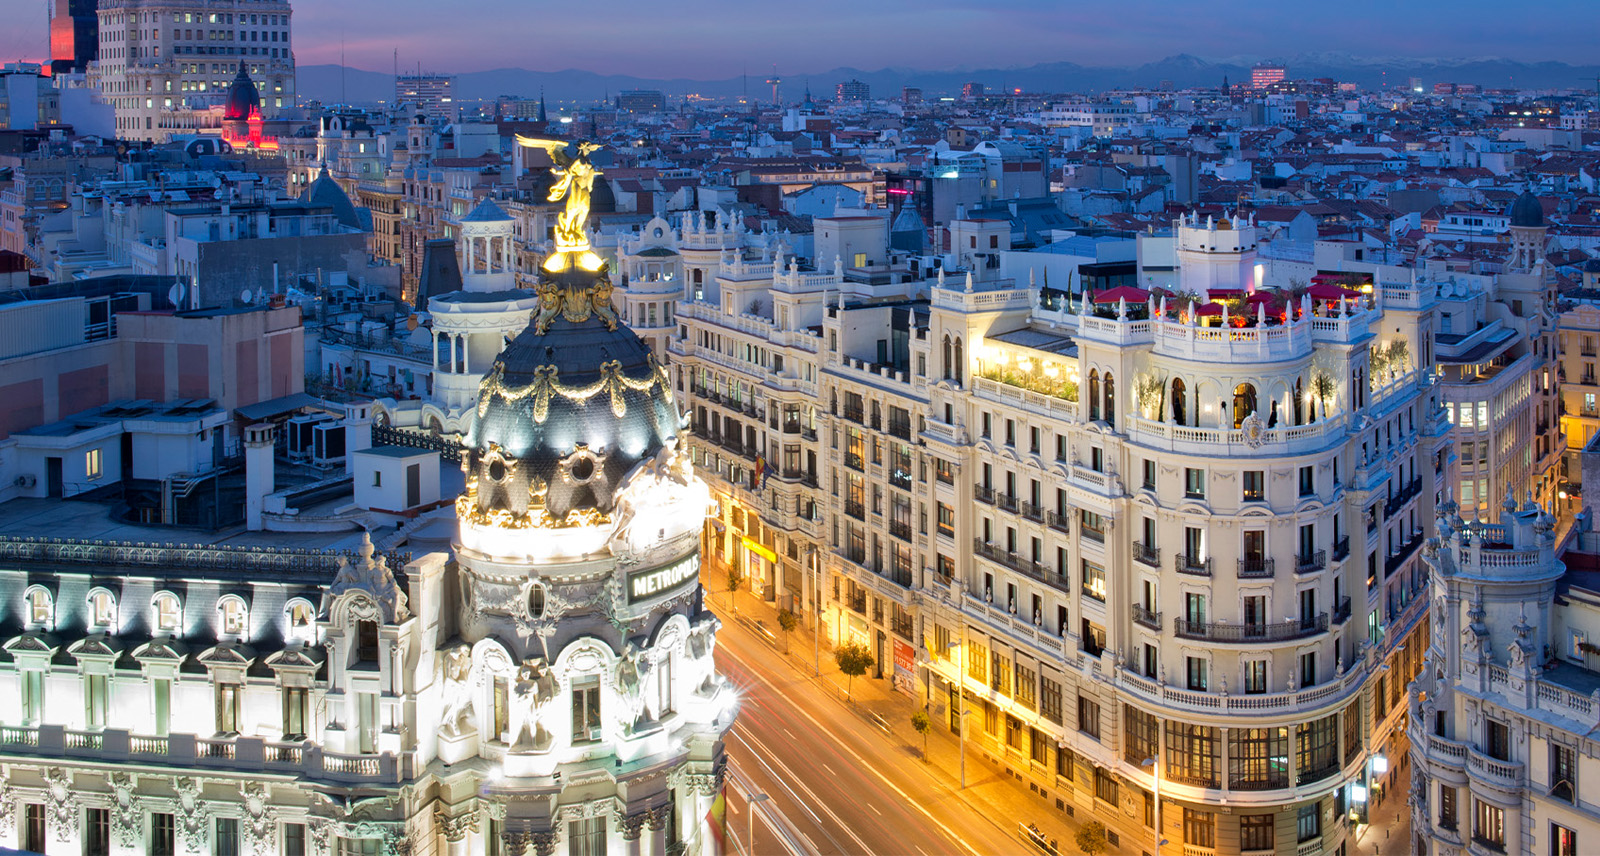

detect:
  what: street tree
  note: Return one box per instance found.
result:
[910,709,931,761]
[776,608,798,653]
[1074,821,1109,856]
[834,641,874,699]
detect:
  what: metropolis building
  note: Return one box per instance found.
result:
[0,140,731,856]
[666,212,1441,854]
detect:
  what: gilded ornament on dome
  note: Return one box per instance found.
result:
[476,358,672,423]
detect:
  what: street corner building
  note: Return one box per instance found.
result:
[0,148,735,855]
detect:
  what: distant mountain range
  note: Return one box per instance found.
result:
[296,53,1600,106]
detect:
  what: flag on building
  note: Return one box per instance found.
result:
[752,455,766,490]
[705,785,727,854]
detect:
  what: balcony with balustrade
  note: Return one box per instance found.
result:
[1173,613,1329,643]
[1175,553,1213,577]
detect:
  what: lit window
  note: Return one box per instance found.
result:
[286,600,315,643]
[86,448,103,480]
[153,593,181,632]
[220,598,247,636]
[88,590,116,629]
[26,589,51,627]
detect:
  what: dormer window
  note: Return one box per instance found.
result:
[219,597,248,637]
[88,590,116,631]
[285,600,315,644]
[154,593,181,633]
[25,588,52,628]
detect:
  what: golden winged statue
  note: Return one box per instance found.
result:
[516,136,605,273]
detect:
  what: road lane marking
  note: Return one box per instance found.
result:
[732,727,871,854]
[784,728,797,740]
[868,804,882,816]
[822,763,836,776]
[721,637,984,856]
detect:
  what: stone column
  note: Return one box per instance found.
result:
[460,333,470,375]
[621,813,647,856]
[646,805,671,856]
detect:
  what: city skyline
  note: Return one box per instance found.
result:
[286,0,1597,78]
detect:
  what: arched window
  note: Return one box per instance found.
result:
[1293,378,1305,425]
[941,335,952,380]
[86,588,117,631]
[1171,378,1187,425]
[217,595,248,638]
[952,338,965,386]
[23,586,52,629]
[1103,372,1116,423]
[1233,383,1258,429]
[152,592,182,634]
[1088,370,1101,421]
[284,598,316,644]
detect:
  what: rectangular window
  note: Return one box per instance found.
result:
[967,640,988,684]
[21,670,43,724]
[1142,459,1155,490]
[1185,656,1207,691]
[152,813,177,856]
[1299,464,1315,496]
[1296,715,1339,785]
[1438,785,1457,830]
[283,686,308,739]
[1242,470,1264,500]
[1015,663,1036,710]
[1474,799,1504,850]
[1123,705,1160,765]
[23,804,44,852]
[86,807,110,856]
[1243,660,1267,693]
[1183,808,1215,849]
[86,448,103,480]
[283,822,306,856]
[1552,823,1578,856]
[1485,719,1510,761]
[1081,560,1106,601]
[1297,803,1321,843]
[1057,745,1076,781]
[1184,467,1205,498]
[568,816,606,856]
[1230,727,1289,790]
[216,817,241,856]
[216,682,242,734]
[1166,723,1219,787]
[1040,677,1062,725]
[1094,766,1117,803]
[1077,695,1101,740]
[1551,743,1576,801]
[1240,814,1274,850]
[572,676,602,742]
[85,673,108,730]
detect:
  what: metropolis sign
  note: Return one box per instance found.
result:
[627,554,701,603]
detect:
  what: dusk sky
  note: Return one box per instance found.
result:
[0,0,1593,76]
[281,0,1593,77]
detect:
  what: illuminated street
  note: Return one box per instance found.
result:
[710,594,1076,856]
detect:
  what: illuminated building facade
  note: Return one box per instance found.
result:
[395,75,455,123]
[673,211,1442,854]
[1409,497,1582,856]
[0,139,732,856]
[1251,64,1288,89]
[88,0,295,142]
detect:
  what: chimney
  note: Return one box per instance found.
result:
[244,423,276,530]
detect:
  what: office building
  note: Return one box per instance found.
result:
[87,0,295,141]
[836,79,870,102]
[394,74,454,121]
[49,0,100,75]
[1252,65,1287,89]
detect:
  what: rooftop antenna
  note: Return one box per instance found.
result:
[340,30,346,105]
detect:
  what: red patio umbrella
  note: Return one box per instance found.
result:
[1195,302,1225,316]
[1092,285,1152,302]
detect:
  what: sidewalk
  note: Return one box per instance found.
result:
[712,586,1090,855]
[1351,752,1415,856]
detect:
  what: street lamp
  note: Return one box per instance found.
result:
[746,792,770,856]
[948,637,970,788]
[1141,755,1168,856]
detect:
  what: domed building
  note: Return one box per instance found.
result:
[220,63,279,151]
[438,140,734,850]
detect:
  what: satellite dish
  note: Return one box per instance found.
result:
[166,282,187,309]
[240,289,253,304]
